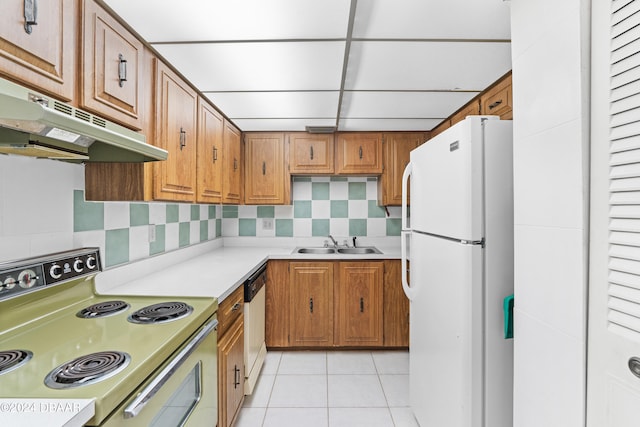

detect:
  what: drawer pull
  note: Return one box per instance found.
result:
[24,0,37,34]
[309,297,313,313]
[231,302,241,311]
[358,146,363,159]
[488,100,503,110]
[360,297,364,313]
[262,161,266,175]
[118,54,128,87]
[310,145,314,160]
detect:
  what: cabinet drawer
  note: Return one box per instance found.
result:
[218,286,244,337]
[481,75,512,119]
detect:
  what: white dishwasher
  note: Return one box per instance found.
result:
[243,262,267,395]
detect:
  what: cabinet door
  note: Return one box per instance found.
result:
[197,98,224,203]
[218,317,245,427]
[450,98,481,126]
[288,133,334,174]
[383,260,409,347]
[290,262,334,346]
[154,60,197,201]
[0,0,76,101]
[481,73,512,119]
[222,120,242,204]
[244,133,290,205]
[335,262,384,346]
[266,260,290,348]
[81,0,143,129]
[336,133,383,175]
[378,133,425,206]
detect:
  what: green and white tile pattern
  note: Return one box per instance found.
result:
[74,190,222,268]
[222,177,403,239]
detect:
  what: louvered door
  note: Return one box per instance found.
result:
[588,1,640,425]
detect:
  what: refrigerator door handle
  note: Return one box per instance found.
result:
[401,162,417,300]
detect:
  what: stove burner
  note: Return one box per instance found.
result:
[0,350,33,375]
[44,351,130,389]
[76,300,130,319]
[128,301,193,324]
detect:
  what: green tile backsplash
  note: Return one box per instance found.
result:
[221,177,403,238]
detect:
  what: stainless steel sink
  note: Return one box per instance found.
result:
[336,247,382,254]
[295,247,336,254]
[293,246,382,255]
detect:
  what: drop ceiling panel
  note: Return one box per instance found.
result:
[153,42,346,91]
[103,0,351,41]
[339,118,442,131]
[345,41,511,91]
[232,118,337,132]
[340,91,479,119]
[353,0,511,39]
[204,91,339,118]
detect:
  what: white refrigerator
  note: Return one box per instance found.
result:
[401,116,514,427]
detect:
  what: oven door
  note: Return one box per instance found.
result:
[101,317,218,427]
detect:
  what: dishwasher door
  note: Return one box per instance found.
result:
[243,266,267,395]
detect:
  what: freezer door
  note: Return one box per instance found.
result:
[409,231,484,427]
[409,117,487,240]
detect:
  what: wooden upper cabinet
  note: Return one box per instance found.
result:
[196,98,224,203]
[430,119,451,138]
[244,133,290,205]
[290,262,334,347]
[0,0,77,101]
[335,262,384,346]
[481,72,512,119]
[288,133,334,174]
[378,132,426,206]
[335,133,383,175]
[222,120,242,204]
[154,60,198,202]
[450,98,481,127]
[81,0,143,129]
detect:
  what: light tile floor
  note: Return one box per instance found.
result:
[235,350,420,427]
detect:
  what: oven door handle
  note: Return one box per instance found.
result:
[123,318,218,419]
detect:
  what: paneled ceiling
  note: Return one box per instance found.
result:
[102,0,512,132]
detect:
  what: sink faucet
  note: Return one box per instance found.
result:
[328,235,338,248]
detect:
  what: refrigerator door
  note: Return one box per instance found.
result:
[410,231,484,427]
[409,117,488,241]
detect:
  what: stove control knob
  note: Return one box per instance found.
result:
[86,256,97,270]
[50,264,63,279]
[73,259,84,273]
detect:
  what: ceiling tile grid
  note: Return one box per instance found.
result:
[104,0,512,132]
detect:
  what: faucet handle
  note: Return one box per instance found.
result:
[352,236,357,247]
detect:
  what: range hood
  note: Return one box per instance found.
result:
[0,77,167,162]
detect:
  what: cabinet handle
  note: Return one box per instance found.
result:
[233,365,240,388]
[488,100,503,110]
[359,146,363,159]
[179,128,186,151]
[262,161,266,175]
[309,298,313,313]
[233,158,238,170]
[360,297,364,313]
[213,146,218,162]
[118,54,128,87]
[310,145,314,160]
[24,0,37,34]
[231,302,240,311]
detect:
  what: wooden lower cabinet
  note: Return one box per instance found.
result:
[383,260,410,347]
[335,262,383,346]
[217,286,245,427]
[289,262,334,346]
[266,260,408,349]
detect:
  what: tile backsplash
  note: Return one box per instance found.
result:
[222,177,403,240]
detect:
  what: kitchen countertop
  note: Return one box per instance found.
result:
[97,239,402,301]
[0,399,94,427]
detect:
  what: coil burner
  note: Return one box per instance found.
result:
[44,351,131,389]
[76,300,130,319]
[127,301,193,324]
[0,350,33,375]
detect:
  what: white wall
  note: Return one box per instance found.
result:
[510,0,590,426]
